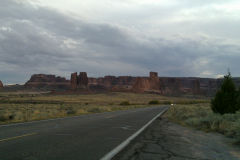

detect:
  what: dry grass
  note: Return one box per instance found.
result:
[0,92,208,105]
[0,92,209,124]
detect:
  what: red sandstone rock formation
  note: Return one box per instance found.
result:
[159,78,182,95]
[192,79,201,94]
[88,76,136,91]
[132,72,160,93]
[88,78,98,85]
[25,74,70,90]
[102,76,117,88]
[149,72,160,90]
[24,72,226,96]
[132,77,151,92]
[118,76,136,85]
[78,72,88,89]
[71,72,78,90]
[0,80,3,88]
[70,72,89,90]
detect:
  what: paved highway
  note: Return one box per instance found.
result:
[0,106,168,160]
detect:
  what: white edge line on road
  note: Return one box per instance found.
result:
[99,106,169,160]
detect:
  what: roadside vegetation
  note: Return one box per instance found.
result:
[148,100,160,105]
[166,73,240,144]
[211,72,240,114]
[0,92,208,124]
[165,104,240,144]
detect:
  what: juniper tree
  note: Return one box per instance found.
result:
[211,72,239,114]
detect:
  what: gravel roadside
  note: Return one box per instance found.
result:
[114,117,240,160]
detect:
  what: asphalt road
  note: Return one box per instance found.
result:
[0,106,168,160]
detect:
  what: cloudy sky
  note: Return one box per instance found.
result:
[0,0,240,84]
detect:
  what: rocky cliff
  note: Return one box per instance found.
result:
[70,72,88,90]
[78,72,88,89]
[25,74,70,90]
[88,76,136,91]
[70,72,78,90]
[24,72,240,96]
[132,77,151,92]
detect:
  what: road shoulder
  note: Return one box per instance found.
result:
[114,117,240,160]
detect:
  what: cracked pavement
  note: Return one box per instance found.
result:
[114,117,240,160]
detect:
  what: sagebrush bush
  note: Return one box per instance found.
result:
[120,101,130,105]
[0,115,8,122]
[148,100,160,105]
[66,109,76,115]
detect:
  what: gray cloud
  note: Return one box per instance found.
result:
[0,0,240,84]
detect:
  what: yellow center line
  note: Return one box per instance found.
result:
[0,132,37,143]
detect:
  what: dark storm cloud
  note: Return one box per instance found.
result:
[0,0,240,84]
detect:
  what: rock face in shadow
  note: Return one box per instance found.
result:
[88,76,136,92]
[159,77,206,95]
[25,74,70,90]
[159,78,182,95]
[71,72,78,90]
[0,80,3,88]
[70,72,89,90]
[149,72,160,90]
[192,79,201,94]
[78,72,88,89]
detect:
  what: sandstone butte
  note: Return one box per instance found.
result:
[23,71,227,96]
[25,74,70,90]
[71,72,88,90]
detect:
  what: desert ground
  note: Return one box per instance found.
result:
[0,92,208,125]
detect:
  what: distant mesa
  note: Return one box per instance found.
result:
[0,80,3,88]
[21,71,240,96]
[25,74,70,90]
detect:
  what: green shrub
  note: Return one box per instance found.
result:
[0,115,8,122]
[148,100,160,105]
[120,101,130,105]
[211,72,240,114]
[8,114,15,120]
[0,113,15,121]
[66,110,76,115]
